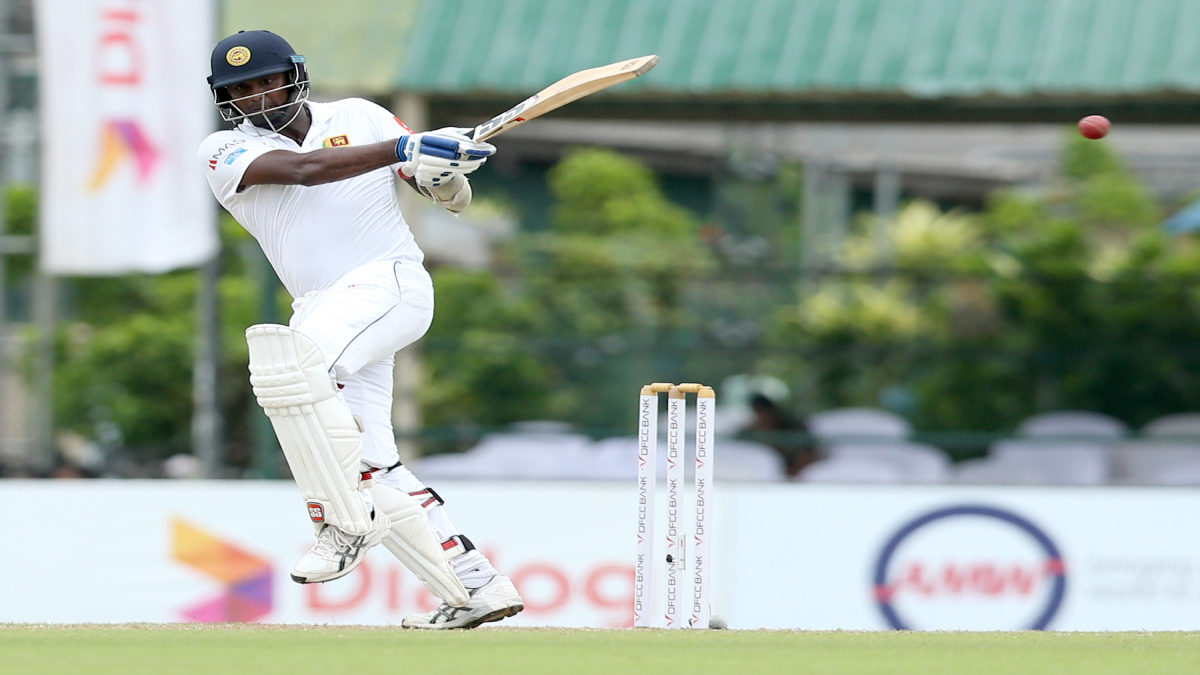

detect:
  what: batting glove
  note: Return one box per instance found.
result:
[395,127,495,180]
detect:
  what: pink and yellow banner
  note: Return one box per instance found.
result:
[37,0,217,274]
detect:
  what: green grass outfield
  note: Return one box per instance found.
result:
[3,625,1199,675]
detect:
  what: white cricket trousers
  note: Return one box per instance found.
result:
[287,257,460,540]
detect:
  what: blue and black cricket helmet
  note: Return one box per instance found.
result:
[208,30,309,122]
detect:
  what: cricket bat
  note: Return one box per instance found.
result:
[469,55,659,142]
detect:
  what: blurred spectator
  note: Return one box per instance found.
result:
[57,432,105,474]
[50,460,92,479]
[162,453,203,479]
[49,432,104,478]
[738,394,814,477]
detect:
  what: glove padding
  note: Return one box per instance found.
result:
[396,127,494,182]
[423,173,472,213]
[413,155,487,189]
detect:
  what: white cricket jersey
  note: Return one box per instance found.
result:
[197,98,422,297]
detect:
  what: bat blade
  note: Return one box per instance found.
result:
[471,55,659,142]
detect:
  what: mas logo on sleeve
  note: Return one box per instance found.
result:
[208,139,246,170]
[873,505,1067,631]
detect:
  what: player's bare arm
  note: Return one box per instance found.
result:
[238,131,492,214]
[239,141,404,189]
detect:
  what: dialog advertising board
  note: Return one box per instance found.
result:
[5,481,1200,630]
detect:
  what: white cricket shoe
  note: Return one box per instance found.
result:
[401,574,524,630]
[290,511,390,584]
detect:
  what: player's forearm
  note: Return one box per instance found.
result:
[288,142,400,186]
[241,141,400,188]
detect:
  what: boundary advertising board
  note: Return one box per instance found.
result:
[5,481,1200,629]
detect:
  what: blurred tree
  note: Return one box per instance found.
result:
[421,148,716,439]
[51,213,259,473]
[767,131,1200,440]
[700,160,803,384]
[517,148,713,428]
[45,148,716,465]
[770,200,977,413]
[421,266,551,434]
[2,185,37,328]
[534,147,710,334]
[43,131,1200,466]
[55,274,198,460]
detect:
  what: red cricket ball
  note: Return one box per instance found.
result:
[1078,115,1111,140]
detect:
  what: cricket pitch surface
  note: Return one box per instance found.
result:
[3,624,1198,674]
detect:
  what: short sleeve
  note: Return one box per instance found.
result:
[197,132,278,205]
[342,98,413,177]
[344,98,413,143]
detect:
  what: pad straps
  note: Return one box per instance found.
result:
[361,459,405,488]
[408,487,445,512]
[441,534,475,559]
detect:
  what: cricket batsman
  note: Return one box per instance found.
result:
[198,30,523,629]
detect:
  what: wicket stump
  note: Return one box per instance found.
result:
[635,382,715,629]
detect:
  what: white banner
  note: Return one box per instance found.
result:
[5,480,1200,629]
[36,0,217,274]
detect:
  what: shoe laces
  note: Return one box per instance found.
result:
[311,525,353,559]
[432,581,485,615]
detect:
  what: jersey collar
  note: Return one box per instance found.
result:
[235,101,331,147]
[302,101,333,144]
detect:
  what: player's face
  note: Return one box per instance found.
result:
[226,72,291,116]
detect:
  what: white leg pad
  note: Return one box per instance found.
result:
[247,324,373,536]
[369,484,471,607]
